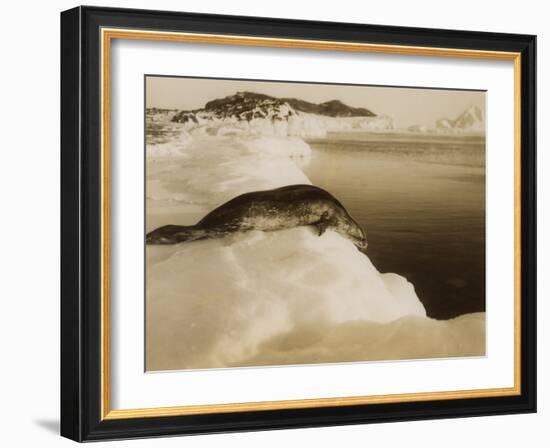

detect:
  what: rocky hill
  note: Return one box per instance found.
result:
[172,91,375,123]
[167,91,391,138]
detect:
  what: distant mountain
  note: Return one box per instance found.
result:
[166,91,391,138]
[436,105,485,133]
[282,98,376,118]
[172,91,376,124]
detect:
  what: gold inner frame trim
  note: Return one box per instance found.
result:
[100,27,522,420]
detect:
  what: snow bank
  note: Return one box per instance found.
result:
[146,127,311,161]
[146,130,193,158]
[237,312,485,368]
[146,136,311,232]
[147,228,432,370]
[241,136,312,158]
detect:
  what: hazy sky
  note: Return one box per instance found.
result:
[146,76,485,128]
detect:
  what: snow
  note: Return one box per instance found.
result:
[146,130,485,371]
[237,312,486,368]
[453,105,484,132]
[147,228,431,370]
[407,124,430,133]
[435,105,485,134]
[241,136,312,158]
[146,130,193,158]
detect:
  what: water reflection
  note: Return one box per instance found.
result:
[303,132,485,319]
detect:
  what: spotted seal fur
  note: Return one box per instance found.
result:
[146,184,367,251]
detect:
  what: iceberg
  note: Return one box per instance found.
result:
[147,227,430,370]
[435,105,485,134]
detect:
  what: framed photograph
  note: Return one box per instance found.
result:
[60,6,536,442]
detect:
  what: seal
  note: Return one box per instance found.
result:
[146,184,367,251]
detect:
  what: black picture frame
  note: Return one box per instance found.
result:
[61,5,536,442]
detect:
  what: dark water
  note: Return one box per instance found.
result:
[303,132,485,320]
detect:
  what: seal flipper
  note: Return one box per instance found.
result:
[316,212,330,236]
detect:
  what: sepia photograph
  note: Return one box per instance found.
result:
[57,5,537,442]
[144,76,486,372]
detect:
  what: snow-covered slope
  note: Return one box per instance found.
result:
[170,91,393,138]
